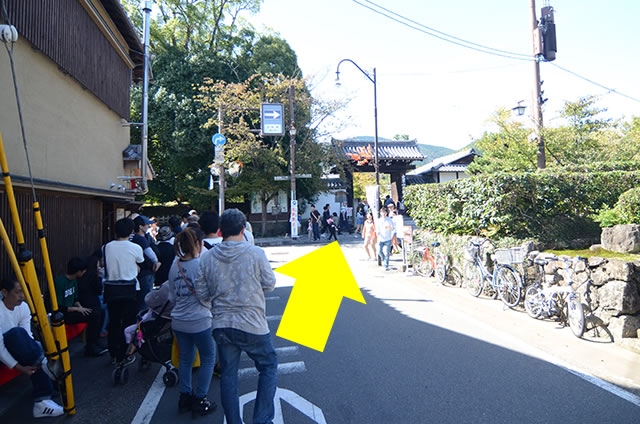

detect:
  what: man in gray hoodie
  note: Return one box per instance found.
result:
[195,209,277,424]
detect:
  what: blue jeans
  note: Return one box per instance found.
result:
[213,328,278,424]
[3,327,53,400]
[379,240,392,269]
[312,222,320,240]
[174,327,216,399]
[137,273,155,312]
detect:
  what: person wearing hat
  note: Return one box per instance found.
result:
[155,225,175,287]
[131,215,161,311]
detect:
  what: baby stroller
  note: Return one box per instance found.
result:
[112,283,178,387]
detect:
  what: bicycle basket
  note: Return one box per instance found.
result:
[464,245,479,261]
[493,247,526,265]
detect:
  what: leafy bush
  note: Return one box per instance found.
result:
[404,171,640,242]
[596,187,640,227]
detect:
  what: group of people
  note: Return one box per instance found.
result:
[1,208,278,423]
[360,198,404,271]
[307,202,357,241]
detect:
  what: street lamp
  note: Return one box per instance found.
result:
[335,59,380,186]
[512,100,527,116]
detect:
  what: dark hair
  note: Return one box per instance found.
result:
[67,257,88,274]
[133,216,146,232]
[219,209,246,238]
[186,222,200,230]
[174,227,203,258]
[168,216,181,228]
[181,213,189,219]
[199,211,219,235]
[1,277,18,292]
[115,218,135,238]
[332,212,338,217]
[311,204,316,208]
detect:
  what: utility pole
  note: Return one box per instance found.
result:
[530,0,546,169]
[288,85,298,239]
[218,108,225,213]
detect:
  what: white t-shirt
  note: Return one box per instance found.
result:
[376,217,395,242]
[0,300,31,368]
[104,240,144,281]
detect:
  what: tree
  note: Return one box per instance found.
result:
[196,74,333,235]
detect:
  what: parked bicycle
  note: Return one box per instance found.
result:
[463,239,524,308]
[524,255,590,338]
[411,241,448,285]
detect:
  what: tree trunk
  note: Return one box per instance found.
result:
[261,198,268,237]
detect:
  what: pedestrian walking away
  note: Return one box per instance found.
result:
[195,208,278,424]
[167,227,217,418]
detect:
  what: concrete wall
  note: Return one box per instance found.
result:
[0,38,131,193]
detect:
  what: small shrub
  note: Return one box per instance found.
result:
[617,187,640,224]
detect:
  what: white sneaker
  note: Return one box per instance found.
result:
[33,399,64,418]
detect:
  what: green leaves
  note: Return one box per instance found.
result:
[404,171,640,242]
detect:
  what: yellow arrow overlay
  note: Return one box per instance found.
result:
[275,241,366,352]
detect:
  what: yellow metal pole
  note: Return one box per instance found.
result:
[0,217,36,312]
[0,130,76,414]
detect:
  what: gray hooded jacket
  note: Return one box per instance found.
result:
[195,241,276,335]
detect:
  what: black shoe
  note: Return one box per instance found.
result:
[85,344,108,357]
[178,393,192,414]
[192,396,216,418]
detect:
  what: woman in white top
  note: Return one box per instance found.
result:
[362,213,377,260]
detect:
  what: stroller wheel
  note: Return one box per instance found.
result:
[112,368,122,386]
[119,367,129,385]
[163,368,178,387]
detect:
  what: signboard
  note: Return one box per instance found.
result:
[273,174,312,181]
[290,199,298,238]
[214,145,224,164]
[211,133,226,146]
[261,103,285,136]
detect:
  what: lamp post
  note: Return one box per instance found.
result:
[512,100,527,116]
[335,59,379,186]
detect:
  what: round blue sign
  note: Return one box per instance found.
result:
[211,133,226,146]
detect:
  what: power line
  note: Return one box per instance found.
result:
[549,63,640,104]
[352,0,534,61]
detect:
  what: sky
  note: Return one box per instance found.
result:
[248,0,640,150]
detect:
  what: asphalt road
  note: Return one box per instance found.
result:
[3,240,639,423]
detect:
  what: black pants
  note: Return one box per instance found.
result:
[106,299,137,361]
[65,308,103,347]
[328,226,338,241]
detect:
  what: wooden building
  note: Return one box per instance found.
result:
[0,0,144,277]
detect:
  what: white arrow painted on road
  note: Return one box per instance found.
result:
[264,110,281,119]
[225,387,326,424]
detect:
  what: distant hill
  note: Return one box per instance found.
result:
[414,144,455,167]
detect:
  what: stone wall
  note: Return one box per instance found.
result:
[523,252,640,340]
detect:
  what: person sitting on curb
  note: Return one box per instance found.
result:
[1,277,63,418]
[53,257,107,357]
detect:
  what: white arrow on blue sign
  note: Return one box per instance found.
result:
[211,133,226,146]
[261,103,285,136]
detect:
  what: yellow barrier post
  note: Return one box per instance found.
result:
[0,131,76,414]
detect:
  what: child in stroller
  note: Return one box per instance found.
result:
[113,282,178,386]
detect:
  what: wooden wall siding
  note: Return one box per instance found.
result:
[0,188,103,291]
[3,0,132,118]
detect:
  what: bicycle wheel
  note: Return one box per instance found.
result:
[495,265,522,308]
[566,293,585,338]
[464,262,483,297]
[412,253,432,277]
[524,285,543,318]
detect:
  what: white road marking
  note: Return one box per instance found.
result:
[238,361,306,378]
[130,367,165,424]
[267,314,283,321]
[229,387,326,424]
[265,296,280,301]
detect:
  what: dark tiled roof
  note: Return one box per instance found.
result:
[333,138,424,161]
[326,178,347,190]
[404,175,432,185]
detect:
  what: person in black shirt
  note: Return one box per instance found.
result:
[309,204,321,241]
[154,225,175,286]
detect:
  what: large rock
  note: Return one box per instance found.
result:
[597,280,640,316]
[608,315,640,340]
[590,259,635,286]
[601,224,640,253]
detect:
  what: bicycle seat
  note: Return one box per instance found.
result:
[430,242,440,247]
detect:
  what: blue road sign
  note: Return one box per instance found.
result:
[212,133,226,146]
[261,103,285,136]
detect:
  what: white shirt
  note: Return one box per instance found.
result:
[0,300,31,369]
[103,240,144,281]
[376,216,395,242]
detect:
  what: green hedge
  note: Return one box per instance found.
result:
[404,171,640,241]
